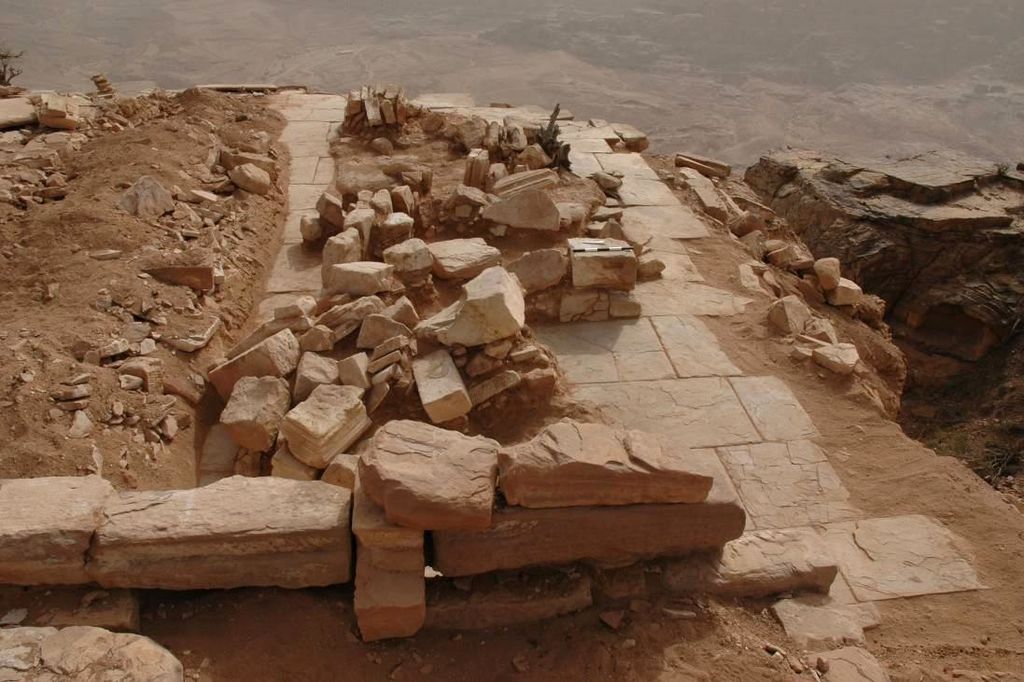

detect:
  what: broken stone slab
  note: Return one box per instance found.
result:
[416,266,526,347]
[813,257,842,291]
[0,476,114,585]
[323,262,395,296]
[811,647,891,682]
[354,546,425,642]
[677,167,728,222]
[383,296,420,328]
[220,149,277,178]
[498,420,713,508]
[198,424,239,486]
[322,453,359,489]
[359,420,500,531]
[357,314,411,350]
[412,350,472,423]
[142,258,215,291]
[228,162,272,195]
[271,443,319,480]
[812,343,860,375]
[379,212,414,251]
[826,278,863,307]
[316,295,386,338]
[384,238,433,283]
[467,369,521,406]
[425,571,593,631]
[481,189,560,231]
[428,238,501,280]
[772,594,881,648]
[662,527,838,598]
[208,329,300,400]
[338,352,371,390]
[89,477,353,589]
[0,626,183,680]
[675,152,732,179]
[768,295,812,335]
[507,248,568,293]
[220,376,290,452]
[322,229,363,274]
[118,176,174,220]
[433,449,745,577]
[491,168,559,198]
[612,123,649,152]
[281,384,372,469]
[0,97,37,129]
[164,316,221,353]
[568,238,638,291]
[293,352,340,403]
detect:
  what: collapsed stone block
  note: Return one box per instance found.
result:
[812,343,860,375]
[768,295,812,335]
[379,212,415,251]
[220,376,291,452]
[568,238,638,291]
[813,257,842,291]
[826,278,863,307]
[507,248,568,293]
[416,267,525,347]
[323,262,395,296]
[271,443,319,481]
[316,192,346,229]
[208,329,300,400]
[338,352,371,390]
[280,384,372,468]
[0,476,114,585]
[322,453,360,489]
[228,163,272,195]
[198,424,240,486]
[384,237,432,285]
[89,477,353,589]
[293,352,340,403]
[481,189,560,231]
[360,420,499,530]
[498,420,712,508]
[411,350,472,423]
[428,238,501,280]
[322,229,363,277]
[357,314,411,350]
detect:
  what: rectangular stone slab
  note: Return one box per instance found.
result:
[0,476,114,585]
[90,477,352,589]
[434,450,745,576]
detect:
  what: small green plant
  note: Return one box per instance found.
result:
[0,44,23,86]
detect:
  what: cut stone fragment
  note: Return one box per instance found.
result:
[354,546,425,642]
[379,212,415,251]
[357,314,411,350]
[412,350,472,423]
[772,594,881,648]
[468,370,521,406]
[0,626,183,680]
[0,476,114,585]
[384,238,433,282]
[323,262,395,296]
[338,352,371,390]
[322,453,359,489]
[274,295,317,320]
[228,162,272,195]
[293,352,340,402]
[767,295,812,335]
[813,257,842,291]
[491,169,559,198]
[416,266,526,347]
[812,342,860,375]
[498,420,713,508]
[220,376,291,452]
[481,189,560,231]
[569,238,638,291]
[280,384,372,468]
[322,229,363,275]
[344,207,377,248]
[425,571,593,631]
[662,527,838,598]
[90,477,353,589]
[352,478,424,561]
[428,238,501,280]
[117,176,174,219]
[299,325,334,352]
[507,248,568,293]
[675,152,732,179]
[677,167,728,222]
[198,424,240,486]
[359,420,500,530]
[316,192,346,229]
[826,278,863,307]
[208,329,300,400]
[434,449,745,576]
[271,443,319,480]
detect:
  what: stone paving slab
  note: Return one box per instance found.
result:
[535,319,676,384]
[820,515,984,601]
[633,280,750,317]
[618,177,683,206]
[290,156,319,184]
[598,153,661,179]
[569,139,614,154]
[648,251,705,282]
[573,378,761,449]
[266,243,323,294]
[622,205,710,240]
[281,121,332,144]
[568,151,604,178]
[717,440,860,530]
[729,376,819,441]
[288,184,324,211]
[651,315,742,378]
[282,210,318,245]
[313,158,335,185]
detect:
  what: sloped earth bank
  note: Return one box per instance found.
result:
[744,150,1024,504]
[0,89,286,489]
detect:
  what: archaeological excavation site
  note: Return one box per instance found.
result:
[0,77,1023,682]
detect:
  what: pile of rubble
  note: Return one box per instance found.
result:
[340,84,413,138]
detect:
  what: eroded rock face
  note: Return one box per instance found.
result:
[90,476,352,589]
[745,148,1024,362]
[0,626,183,681]
[359,420,499,530]
[498,420,713,508]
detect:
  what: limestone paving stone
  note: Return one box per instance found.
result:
[90,476,353,589]
[280,384,372,468]
[617,177,681,206]
[428,238,501,280]
[633,280,750,317]
[573,378,761,448]
[498,420,713,507]
[220,376,291,452]
[597,153,660,179]
[359,420,500,530]
[412,350,472,423]
[432,448,746,577]
[535,318,675,384]
[772,594,881,648]
[0,476,114,585]
[620,205,710,242]
[651,315,742,378]
[288,183,324,211]
[662,527,838,598]
[717,440,860,530]
[729,376,819,442]
[266,243,322,294]
[820,515,983,601]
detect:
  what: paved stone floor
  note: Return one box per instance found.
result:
[265,93,984,631]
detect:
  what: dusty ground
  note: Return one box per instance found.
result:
[0,89,287,490]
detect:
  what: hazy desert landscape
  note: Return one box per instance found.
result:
[4,0,1023,163]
